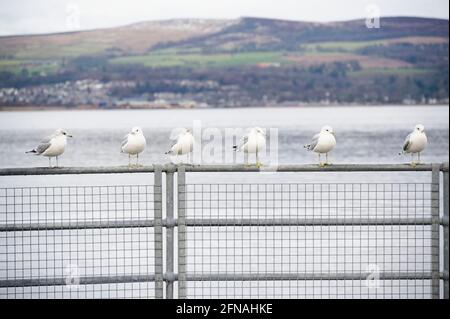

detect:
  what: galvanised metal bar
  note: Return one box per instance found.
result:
[444,167,449,299]
[1,217,445,232]
[0,166,156,176]
[431,164,441,299]
[4,272,445,289]
[179,163,448,173]
[154,166,164,299]
[0,274,156,288]
[1,163,448,176]
[0,220,157,232]
[182,217,442,227]
[177,166,187,299]
[165,170,175,299]
[182,272,442,281]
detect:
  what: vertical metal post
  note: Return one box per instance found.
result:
[431,164,440,298]
[443,163,449,299]
[165,168,175,299]
[153,166,164,299]
[178,166,187,299]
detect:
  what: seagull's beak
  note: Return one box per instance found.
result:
[331,132,335,137]
[67,134,73,138]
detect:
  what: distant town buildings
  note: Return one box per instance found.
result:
[0,78,448,109]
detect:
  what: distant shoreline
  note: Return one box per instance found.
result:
[1,103,449,112]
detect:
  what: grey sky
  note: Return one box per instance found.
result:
[0,0,448,36]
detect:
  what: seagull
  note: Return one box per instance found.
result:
[26,129,72,167]
[233,127,266,168]
[304,125,336,167]
[399,124,428,166]
[165,128,195,164]
[121,126,146,166]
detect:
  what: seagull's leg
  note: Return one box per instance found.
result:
[128,154,131,167]
[56,156,59,168]
[136,153,139,167]
[244,153,250,167]
[319,153,325,167]
[326,153,329,166]
[256,150,260,168]
[418,152,421,164]
[48,157,51,168]
[410,153,416,167]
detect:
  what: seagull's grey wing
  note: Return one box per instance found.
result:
[35,135,54,154]
[305,133,321,151]
[403,133,412,152]
[239,134,249,148]
[165,139,180,155]
[121,134,129,149]
[35,142,51,154]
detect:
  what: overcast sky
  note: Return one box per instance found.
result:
[0,0,448,36]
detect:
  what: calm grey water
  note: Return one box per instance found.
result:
[0,105,448,186]
[0,106,448,167]
[0,106,448,299]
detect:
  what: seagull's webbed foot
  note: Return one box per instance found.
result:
[410,162,417,168]
[256,162,263,169]
[318,162,326,168]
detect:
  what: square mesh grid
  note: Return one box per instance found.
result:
[182,183,436,299]
[0,185,157,299]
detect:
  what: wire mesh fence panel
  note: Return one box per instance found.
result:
[0,185,158,299]
[182,182,436,299]
[0,164,447,299]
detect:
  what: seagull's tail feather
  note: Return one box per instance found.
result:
[26,150,37,154]
[233,145,238,151]
[304,144,311,150]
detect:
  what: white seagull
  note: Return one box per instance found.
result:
[399,124,428,166]
[233,127,266,167]
[121,126,146,166]
[26,129,73,167]
[304,125,337,167]
[165,128,195,164]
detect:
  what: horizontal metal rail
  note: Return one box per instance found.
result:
[182,163,449,173]
[1,217,447,232]
[182,272,447,282]
[0,219,157,232]
[0,163,448,176]
[0,274,156,288]
[2,272,447,289]
[183,217,448,227]
[0,166,156,176]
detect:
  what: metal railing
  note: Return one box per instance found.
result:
[0,163,448,299]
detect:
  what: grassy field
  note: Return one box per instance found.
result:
[110,51,287,68]
[1,35,444,74]
[349,67,432,76]
[302,36,448,53]
[0,59,59,74]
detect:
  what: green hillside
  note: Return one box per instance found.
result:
[0,17,448,107]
